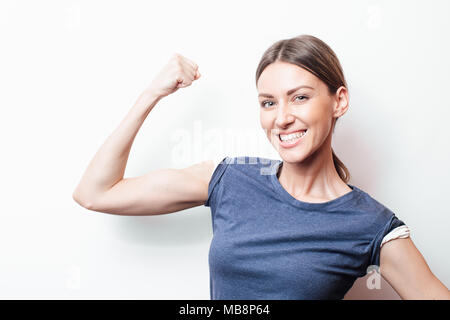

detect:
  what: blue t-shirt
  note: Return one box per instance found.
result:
[204,156,405,300]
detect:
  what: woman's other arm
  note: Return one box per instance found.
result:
[380,237,450,299]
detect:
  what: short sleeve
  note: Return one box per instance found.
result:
[380,225,410,248]
[369,214,406,267]
[204,156,231,207]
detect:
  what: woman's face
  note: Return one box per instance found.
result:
[257,61,347,163]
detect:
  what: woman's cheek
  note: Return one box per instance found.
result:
[259,115,271,131]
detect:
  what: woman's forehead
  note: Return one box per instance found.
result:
[258,77,321,96]
[257,70,321,95]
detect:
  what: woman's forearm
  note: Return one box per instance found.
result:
[73,90,162,207]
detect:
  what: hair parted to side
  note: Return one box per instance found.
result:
[255,34,351,183]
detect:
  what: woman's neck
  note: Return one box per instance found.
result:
[277,146,351,203]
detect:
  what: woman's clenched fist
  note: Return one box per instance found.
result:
[145,53,201,99]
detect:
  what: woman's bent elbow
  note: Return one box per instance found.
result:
[72,190,97,211]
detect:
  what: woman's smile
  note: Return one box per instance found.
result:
[278,129,308,148]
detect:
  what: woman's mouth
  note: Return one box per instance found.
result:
[277,129,307,148]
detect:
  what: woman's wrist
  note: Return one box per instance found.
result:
[132,90,162,114]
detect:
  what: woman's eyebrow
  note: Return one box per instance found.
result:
[258,85,314,98]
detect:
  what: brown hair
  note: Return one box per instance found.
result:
[255,34,351,183]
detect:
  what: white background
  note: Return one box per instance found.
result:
[1,0,449,299]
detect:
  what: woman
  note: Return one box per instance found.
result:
[73,34,450,300]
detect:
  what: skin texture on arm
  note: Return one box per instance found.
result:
[88,159,215,215]
[380,237,450,300]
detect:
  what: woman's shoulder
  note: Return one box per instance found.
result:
[352,185,404,228]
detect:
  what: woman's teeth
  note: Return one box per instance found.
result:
[279,130,307,142]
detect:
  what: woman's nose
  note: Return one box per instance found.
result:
[275,104,295,128]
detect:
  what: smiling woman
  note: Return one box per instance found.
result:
[73,35,450,300]
[203,34,450,300]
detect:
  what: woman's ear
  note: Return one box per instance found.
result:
[333,86,349,118]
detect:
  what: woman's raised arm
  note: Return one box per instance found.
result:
[72,53,212,215]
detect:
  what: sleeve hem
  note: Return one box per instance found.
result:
[204,156,230,207]
[380,225,410,248]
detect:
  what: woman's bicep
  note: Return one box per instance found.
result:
[85,160,216,216]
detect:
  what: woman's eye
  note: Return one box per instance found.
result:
[260,95,308,108]
[260,101,273,108]
[295,95,308,101]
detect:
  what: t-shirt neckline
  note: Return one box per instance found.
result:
[269,160,360,210]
